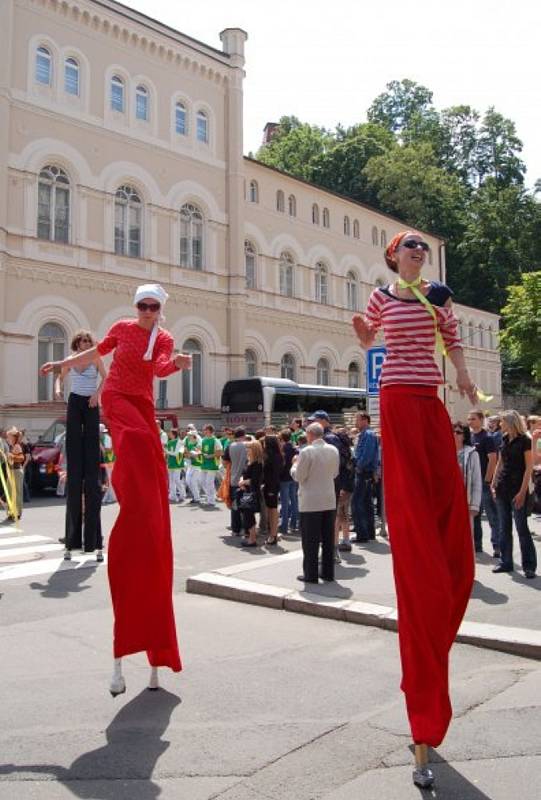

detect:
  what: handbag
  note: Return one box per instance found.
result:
[238,490,258,512]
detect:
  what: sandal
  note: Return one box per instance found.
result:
[265,536,278,545]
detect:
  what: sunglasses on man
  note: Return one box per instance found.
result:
[136,301,161,312]
[401,240,430,252]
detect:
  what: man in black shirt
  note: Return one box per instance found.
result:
[468,410,500,556]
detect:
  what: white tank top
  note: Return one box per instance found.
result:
[70,364,98,397]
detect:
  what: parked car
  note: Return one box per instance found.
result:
[30,411,179,492]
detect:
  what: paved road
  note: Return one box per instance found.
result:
[1,497,540,799]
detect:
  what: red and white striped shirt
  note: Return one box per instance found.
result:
[365,283,462,387]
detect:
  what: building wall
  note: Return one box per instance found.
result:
[0,0,501,437]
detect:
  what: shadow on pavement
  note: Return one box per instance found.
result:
[29,562,99,598]
[470,579,508,605]
[423,752,495,799]
[0,688,180,799]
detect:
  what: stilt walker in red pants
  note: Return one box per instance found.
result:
[41,283,191,696]
[353,231,477,790]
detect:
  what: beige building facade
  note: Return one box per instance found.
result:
[0,0,501,436]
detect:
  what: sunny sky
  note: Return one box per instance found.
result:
[122,0,541,187]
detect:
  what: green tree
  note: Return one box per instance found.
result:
[255,115,332,181]
[367,79,435,137]
[310,123,395,205]
[475,108,525,187]
[499,272,541,382]
[362,142,467,242]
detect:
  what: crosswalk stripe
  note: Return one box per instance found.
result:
[0,535,50,547]
[0,553,106,582]
[0,525,22,536]
[0,543,63,559]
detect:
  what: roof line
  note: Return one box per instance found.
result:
[243,155,445,242]
[88,0,231,64]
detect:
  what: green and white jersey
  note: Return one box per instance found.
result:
[201,436,222,471]
[166,438,183,470]
[184,438,202,468]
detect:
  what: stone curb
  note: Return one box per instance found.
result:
[186,571,541,661]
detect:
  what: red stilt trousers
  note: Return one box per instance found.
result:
[381,385,473,747]
[101,389,181,671]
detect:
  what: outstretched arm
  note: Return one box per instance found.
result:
[40,346,98,376]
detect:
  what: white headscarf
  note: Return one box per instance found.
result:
[133,283,169,361]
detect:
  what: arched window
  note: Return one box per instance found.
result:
[196,110,208,143]
[38,165,70,243]
[245,349,257,378]
[458,318,464,341]
[488,326,494,350]
[348,361,360,388]
[175,102,187,135]
[380,230,387,248]
[135,85,149,121]
[244,240,256,289]
[312,203,319,225]
[316,357,330,386]
[111,75,125,112]
[182,338,202,405]
[276,190,285,213]
[372,226,378,245]
[322,208,330,228]
[428,247,433,265]
[353,219,360,239]
[346,271,358,311]
[468,322,475,347]
[180,203,204,270]
[315,262,328,304]
[115,185,142,257]
[38,323,66,401]
[479,325,485,349]
[64,57,79,95]
[249,180,259,203]
[280,353,296,381]
[288,194,296,217]
[344,216,351,236]
[36,46,52,85]
[279,251,294,297]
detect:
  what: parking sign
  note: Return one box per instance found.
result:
[366,346,386,395]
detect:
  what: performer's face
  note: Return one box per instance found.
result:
[395,235,428,275]
[136,298,161,327]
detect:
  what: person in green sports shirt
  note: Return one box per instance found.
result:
[290,418,304,445]
[166,428,185,502]
[199,424,223,507]
[184,429,202,504]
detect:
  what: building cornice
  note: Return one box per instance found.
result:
[25,0,231,84]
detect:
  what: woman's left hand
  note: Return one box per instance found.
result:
[175,353,192,370]
[88,393,100,408]
[456,369,478,405]
[513,490,526,509]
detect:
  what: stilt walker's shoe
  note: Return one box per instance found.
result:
[109,658,126,697]
[412,765,435,788]
[148,666,160,691]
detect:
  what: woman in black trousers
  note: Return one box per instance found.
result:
[55,330,107,560]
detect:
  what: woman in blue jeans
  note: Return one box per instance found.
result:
[491,410,536,579]
[278,429,298,534]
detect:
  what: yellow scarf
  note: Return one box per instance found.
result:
[396,276,493,403]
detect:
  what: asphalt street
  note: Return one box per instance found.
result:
[1,496,540,799]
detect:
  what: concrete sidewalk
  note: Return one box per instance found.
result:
[188,516,541,660]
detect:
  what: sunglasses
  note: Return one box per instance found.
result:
[402,240,430,252]
[136,302,161,312]
[79,337,93,344]
[453,428,464,434]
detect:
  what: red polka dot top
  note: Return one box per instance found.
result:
[97,320,179,403]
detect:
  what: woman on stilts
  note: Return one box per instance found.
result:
[353,231,477,789]
[41,284,191,695]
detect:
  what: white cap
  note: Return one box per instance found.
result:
[133,283,169,360]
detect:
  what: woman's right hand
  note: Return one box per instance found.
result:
[352,315,373,348]
[40,361,57,376]
[54,390,64,402]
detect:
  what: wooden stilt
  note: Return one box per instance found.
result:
[414,743,428,767]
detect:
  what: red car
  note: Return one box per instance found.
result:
[31,412,179,492]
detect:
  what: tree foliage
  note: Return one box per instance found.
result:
[499,272,541,382]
